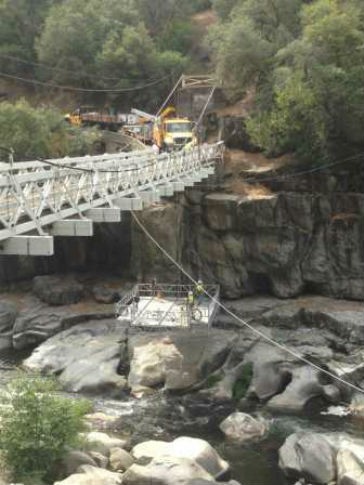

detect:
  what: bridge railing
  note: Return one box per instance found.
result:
[0,143,223,241]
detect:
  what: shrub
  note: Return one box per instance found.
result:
[232,362,253,401]
[0,375,91,484]
[0,99,100,161]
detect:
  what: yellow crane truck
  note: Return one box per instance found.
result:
[130,107,196,151]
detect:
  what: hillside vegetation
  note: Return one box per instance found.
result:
[1,0,364,163]
[209,0,364,162]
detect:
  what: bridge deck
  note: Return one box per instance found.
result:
[0,143,223,255]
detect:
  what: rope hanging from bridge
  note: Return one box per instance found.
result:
[131,210,364,396]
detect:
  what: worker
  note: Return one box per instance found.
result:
[151,277,157,297]
[187,290,194,307]
[186,290,194,326]
[131,293,140,320]
[152,143,160,155]
[194,279,205,306]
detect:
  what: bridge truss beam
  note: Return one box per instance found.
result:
[0,143,223,255]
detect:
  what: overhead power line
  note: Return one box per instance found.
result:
[234,151,364,186]
[0,71,171,93]
[0,53,162,83]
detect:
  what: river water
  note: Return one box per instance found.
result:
[0,351,361,485]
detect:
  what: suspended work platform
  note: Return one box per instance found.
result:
[115,283,220,329]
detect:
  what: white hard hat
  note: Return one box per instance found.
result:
[197,279,202,284]
[188,291,193,295]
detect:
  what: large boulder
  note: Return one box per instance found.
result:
[109,447,134,472]
[122,456,214,485]
[128,338,183,392]
[245,342,295,401]
[267,366,341,412]
[92,285,120,304]
[337,448,364,485]
[324,434,364,485]
[132,440,170,460]
[24,320,127,394]
[54,465,122,485]
[33,275,84,306]
[0,300,17,350]
[61,450,97,476]
[279,432,336,484]
[12,293,113,350]
[84,432,128,457]
[0,300,17,330]
[131,437,229,479]
[219,412,268,443]
[128,331,236,393]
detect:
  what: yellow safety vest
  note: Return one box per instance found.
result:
[194,284,204,296]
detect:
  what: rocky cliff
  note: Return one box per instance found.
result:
[132,157,364,301]
[1,155,363,301]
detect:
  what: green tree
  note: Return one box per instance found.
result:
[0,376,91,483]
[212,0,242,20]
[36,0,187,109]
[247,0,364,161]
[37,0,140,86]
[0,99,99,160]
[209,0,303,97]
[0,0,54,75]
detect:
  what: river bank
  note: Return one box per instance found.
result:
[1,276,364,484]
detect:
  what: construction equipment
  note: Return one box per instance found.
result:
[65,106,127,131]
[129,106,196,152]
[127,74,218,151]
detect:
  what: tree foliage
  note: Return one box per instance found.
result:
[0,99,99,160]
[211,0,364,162]
[0,376,91,483]
[33,0,187,108]
[0,0,53,75]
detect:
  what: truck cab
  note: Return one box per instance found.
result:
[156,118,196,151]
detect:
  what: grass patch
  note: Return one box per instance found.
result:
[205,374,222,388]
[232,362,253,401]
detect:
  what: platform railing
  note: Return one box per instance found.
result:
[115,282,220,328]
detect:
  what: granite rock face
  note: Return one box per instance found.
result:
[33,275,85,306]
[131,189,364,300]
[279,432,364,485]
[0,301,17,350]
[23,320,127,394]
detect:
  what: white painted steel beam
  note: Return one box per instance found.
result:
[0,236,54,256]
[85,208,121,223]
[50,219,93,237]
[113,197,143,211]
[158,185,174,197]
[0,143,222,250]
[182,177,195,187]
[139,191,155,206]
[172,181,185,192]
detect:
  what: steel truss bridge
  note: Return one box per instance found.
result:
[0,143,222,256]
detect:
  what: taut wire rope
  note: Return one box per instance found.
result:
[131,210,364,396]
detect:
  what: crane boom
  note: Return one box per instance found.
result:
[130,108,156,121]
